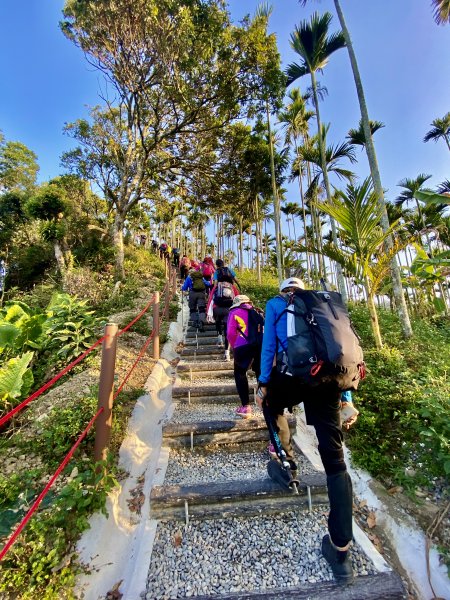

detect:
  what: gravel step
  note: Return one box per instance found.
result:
[166,403,262,424]
[159,442,313,487]
[145,512,404,600]
[162,416,296,448]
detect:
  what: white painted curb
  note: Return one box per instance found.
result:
[75,296,187,600]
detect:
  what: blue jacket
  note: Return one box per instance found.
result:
[259,295,289,384]
[259,293,353,403]
[181,275,211,292]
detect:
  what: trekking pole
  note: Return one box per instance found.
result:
[262,401,299,494]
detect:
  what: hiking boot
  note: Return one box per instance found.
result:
[236,405,252,419]
[321,535,354,585]
[198,321,204,332]
[224,349,231,361]
[217,334,224,347]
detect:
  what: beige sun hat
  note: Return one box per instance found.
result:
[231,294,252,308]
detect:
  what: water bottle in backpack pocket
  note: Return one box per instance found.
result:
[275,289,365,391]
[214,281,235,307]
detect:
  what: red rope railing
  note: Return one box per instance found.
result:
[0,406,104,561]
[0,272,176,563]
[113,329,156,400]
[118,293,155,336]
[0,336,107,428]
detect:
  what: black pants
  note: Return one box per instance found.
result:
[266,369,352,548]
[180,265,189,280]
[233,344,261,406]
[189,291,206,325]
[213,306,230,349]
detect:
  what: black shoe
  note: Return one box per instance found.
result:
[198,321,204,332]
[287,459,297,472]
[321,534,354,585]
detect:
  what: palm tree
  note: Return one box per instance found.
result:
[295,0,413,334]
[286,11,348,300]
[325,0,413,338]
[347,119,385,147]
[423,112,450,152]
[313,178,404,348]
[296,128,356,197]
[431,0,450,24]
[396,174,433,252]
[278,88,314,282]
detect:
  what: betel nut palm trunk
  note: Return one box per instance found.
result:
[333,0,412,337]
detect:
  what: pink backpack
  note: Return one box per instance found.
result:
[202,264,215,278]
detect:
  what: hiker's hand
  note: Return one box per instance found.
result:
[341,402,359,430]
[256,385,267,408]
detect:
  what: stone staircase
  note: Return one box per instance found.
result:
[145,322,406,599]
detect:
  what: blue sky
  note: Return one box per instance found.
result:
[0,0,449,207]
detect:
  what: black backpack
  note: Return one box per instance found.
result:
[216,266,234,284]
[235,307,264,346]
[191,270,206,292]
[275,289,365,391]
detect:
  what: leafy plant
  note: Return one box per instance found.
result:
[0,352,34,412]
[44,293,102,363]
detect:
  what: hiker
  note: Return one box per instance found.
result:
[213,259,240,290]
[172,248,180,268]
[159,242,167,260]
[179,255,191,281]
[227,295,264,418]
[206,268,239,361]
[151,239,159,254]
[181,268,210,331]
[201,256,215,284]
[256,277,360,585]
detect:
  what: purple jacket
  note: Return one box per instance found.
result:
[227,303,253,350]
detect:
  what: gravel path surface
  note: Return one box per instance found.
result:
[166,402,267,424]
[145,510,377,599]
[163,442,316,485]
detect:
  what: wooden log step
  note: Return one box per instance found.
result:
[190,571,406,600]
[179,369,235,380]
[150,473,328,521]
[178,361,234,372]
[162,417,296,447]
[176,394,241,404]
[173,384,237,398]
[184,336,218,346]
[182,347,224,356]
[186,330,218,339]
[186,325,217,333]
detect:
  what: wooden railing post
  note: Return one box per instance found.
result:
[164,279,170,320]
[172,267,177,298]
[153,291,160,360]
[94,323,118,463]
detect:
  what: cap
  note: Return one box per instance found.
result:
[231,294,252,308]
[279,277,305,292]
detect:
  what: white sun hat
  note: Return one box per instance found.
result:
[279,277,305,292]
